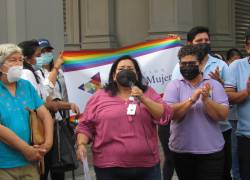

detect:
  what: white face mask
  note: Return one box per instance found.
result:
[5,66,23,83]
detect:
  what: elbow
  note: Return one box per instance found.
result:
[221,108,229,121]
[153,111,164,120]
[153,104,165,119]
[217,107,229,121]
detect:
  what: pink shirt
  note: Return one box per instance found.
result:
[76,87,172,168]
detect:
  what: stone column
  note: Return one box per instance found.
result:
[80,0,117,49]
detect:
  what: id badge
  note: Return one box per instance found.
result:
[127,104,137,115]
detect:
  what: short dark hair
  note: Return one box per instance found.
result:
[226,48,243,61]
[104,55,147,96]
[187,26,210,42]
[178,44,207,63]
[245,27,250,44]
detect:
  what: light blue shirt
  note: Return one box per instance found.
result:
[225,57,250,137]
[0,79,44,168]
[171,54,232,132]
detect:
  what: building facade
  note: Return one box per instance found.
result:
[1,0,250,54]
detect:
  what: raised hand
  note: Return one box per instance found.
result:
[209,66,224,84]
[53,51,64,69]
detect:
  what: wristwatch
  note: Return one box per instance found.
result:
[188,97,195,104]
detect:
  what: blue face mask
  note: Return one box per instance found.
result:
[34,52,54,70]
[34,57,44,70]
[41,52,54,65]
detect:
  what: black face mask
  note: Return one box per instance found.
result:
[116,70,137,87]
[180,65,200,80]
[201,43,211,53]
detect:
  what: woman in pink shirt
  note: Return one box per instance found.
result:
[76,55,173,180]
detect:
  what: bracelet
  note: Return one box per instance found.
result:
[76,142,86,148]
[188,97,195,104]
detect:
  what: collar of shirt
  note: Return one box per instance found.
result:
[204,54,220,70]
[0,80,20,90]
[179,75,211,88]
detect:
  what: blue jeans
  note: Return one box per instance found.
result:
[94,163,161,180]
[229,120,241,180]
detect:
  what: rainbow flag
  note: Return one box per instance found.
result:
[62,37,182,72]
[62,37,182,122]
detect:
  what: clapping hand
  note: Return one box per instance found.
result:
[190,88,203,103]
[201,83,211,101]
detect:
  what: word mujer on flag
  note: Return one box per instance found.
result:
[62,36,182,117]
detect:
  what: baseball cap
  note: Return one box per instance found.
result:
[37,38,54,50]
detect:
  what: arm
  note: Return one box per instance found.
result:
[170,98,194,120]
[131,86,164,119]
[44,96,60,112]
[0,124,45,161]
[140,96,164,119]
[223,61,249,104]
[170,88,202,120]
[55,101,80,115]
[225,76,250,104]
[76,133,89,160]
[36,105,54,152]
[202,99,228,121]
[48,53,64,86]
[225,87,249,104]
[202,83,229,121]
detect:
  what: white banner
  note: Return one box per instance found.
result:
[63,46,180,114]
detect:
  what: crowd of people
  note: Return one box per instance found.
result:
[0,26,249,180]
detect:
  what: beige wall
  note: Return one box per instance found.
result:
[64,0,236,52]
[0,0,64,53]
[116,0,149,47]
[0,0,238,53]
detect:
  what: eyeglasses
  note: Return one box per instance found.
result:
[180,61,199,67]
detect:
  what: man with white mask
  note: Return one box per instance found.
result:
[0,43,54,180]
